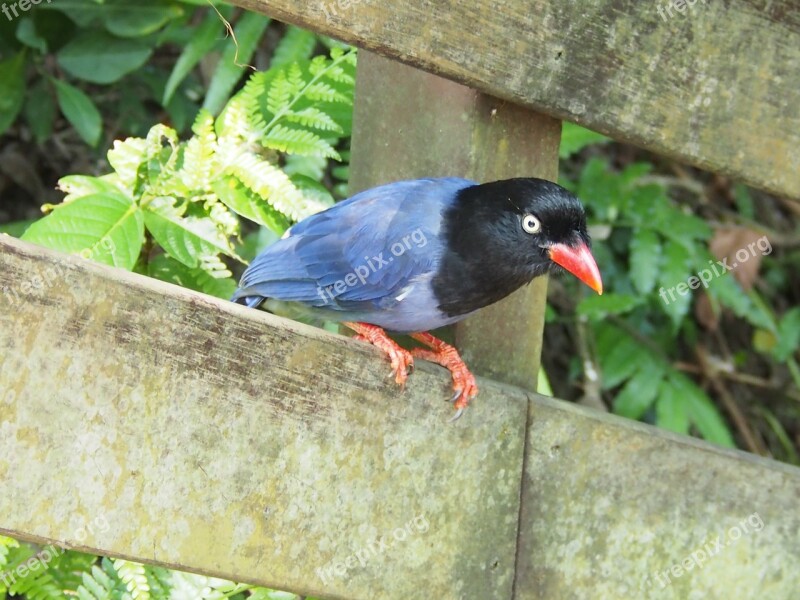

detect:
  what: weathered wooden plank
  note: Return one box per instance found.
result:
[513,397,800,599]
[235,0,800,199]
[0,236,527,600]
[2,236,800,598]
[350,52,560,390]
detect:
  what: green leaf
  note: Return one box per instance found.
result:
[113,559,149,599]
[0,51,26,136]
[202,12,270,115]
[612,360,665,419]
[670,372,735,447]
[212,176,291,234]
[270,26,317,68]
[148,254,237,299]
[0,219,35,237]
[163,11,222,105]
[21,192,144,270]
[658,240,693,328]
[577,293,641,320]
[58,174,124,203]
[16,17,47,53]
[597,328,642,389]
[655,377,689,435]
[143,196,236,269]
[57,31,152,84]
[629,228,661,294]
[102,0,183,37]
[774,307,800,361]
[262,123,339,159]
[559,122,608,159]
[23,79,56,144]
[53,79,102,146]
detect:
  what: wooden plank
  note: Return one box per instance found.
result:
[350,52,560,390]
[234,0,800,199]
[513,397,800,599]
[0,236,527,600]
[2,236,800,598]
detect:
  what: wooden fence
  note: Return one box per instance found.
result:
[1,1,799,598]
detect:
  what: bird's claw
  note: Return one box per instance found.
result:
[448,408,465,423]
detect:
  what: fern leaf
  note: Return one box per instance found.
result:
[262,124,340,159]
[180,110,219,191]
[270,26,317,68]
[303,81,349,103]
[113,559,150,599]
[284,107,343,133]
[265,70,295,116]
[225,153,331,221]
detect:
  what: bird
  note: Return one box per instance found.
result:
[232,177,602,420]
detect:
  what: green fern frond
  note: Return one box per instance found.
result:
[302,81,349,104]
[284,107,343,133]
[75,564,117,600]
[262,124,340,159]
[181,111,219,191]
[226,153,331,221]
[270,26,317,68]
[113,559,150,599]
[8,565,61,600]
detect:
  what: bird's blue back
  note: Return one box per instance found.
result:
[232,178,476,326]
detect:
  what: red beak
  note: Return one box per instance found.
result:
[548,242,603,295]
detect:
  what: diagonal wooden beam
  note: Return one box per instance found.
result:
[1,235,799,599]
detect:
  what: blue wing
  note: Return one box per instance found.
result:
[232,178,476,314]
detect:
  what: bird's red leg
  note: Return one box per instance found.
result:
[409,332,478,417]
[342,322,414,388]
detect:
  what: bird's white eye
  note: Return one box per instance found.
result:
[522,214,541,234]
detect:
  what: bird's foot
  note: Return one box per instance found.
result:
[410,332,478,420]
[343,322,414,388]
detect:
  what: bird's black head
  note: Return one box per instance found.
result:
[432,178,602,317]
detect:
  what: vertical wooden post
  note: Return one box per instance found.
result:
[349,52,561,390]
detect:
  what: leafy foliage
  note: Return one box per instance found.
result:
[555,123,798,449]
[0,537,313,599]
[0,0,275,146]
[20,47,356,298]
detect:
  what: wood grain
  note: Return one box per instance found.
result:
[235,0,800,199]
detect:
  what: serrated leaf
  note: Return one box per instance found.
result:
[212,176,291,234]
[655,377,689,435]
[107,136,147,190]
[578,293,642,320]
[143,197,236,268]
[59,174,124,203]
[284,107,343,133]
[57,31,152,84]
[629,228,661,294]
[21,192,143,270]
[262,123,339,158]
[0,51,26,136]
[113,559,149,599]
[53,79,102,146]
